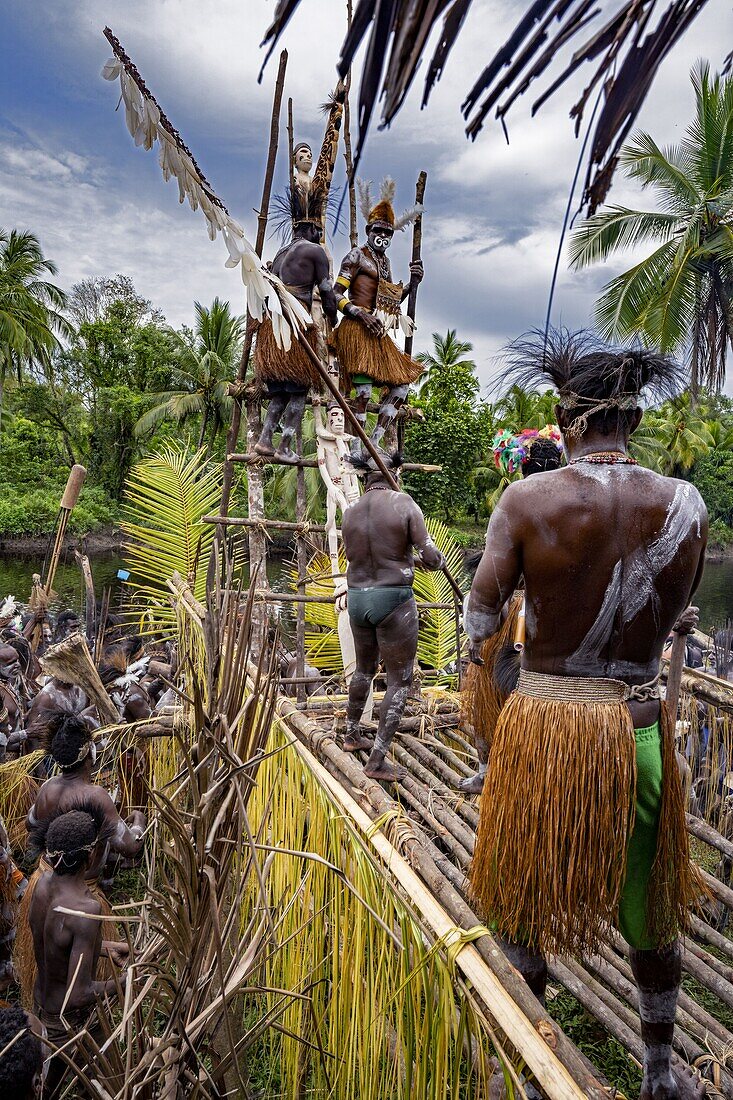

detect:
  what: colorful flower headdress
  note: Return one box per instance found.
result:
[491,425,563,476]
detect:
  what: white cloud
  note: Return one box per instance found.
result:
[0,125,239,325]
[1,0,730,383]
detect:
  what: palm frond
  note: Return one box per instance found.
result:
[121,443,222,632]
[568,208,681,269]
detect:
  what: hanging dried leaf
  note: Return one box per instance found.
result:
[260,0,715,208]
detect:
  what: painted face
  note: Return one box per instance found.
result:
[367,226,393,254]
[295,146,313,173]
[328,408,345,434]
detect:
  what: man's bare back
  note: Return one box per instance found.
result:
[469,463,707,725]
[31,872,103,1016]
[342,489,443,587]
[271,237,333,314]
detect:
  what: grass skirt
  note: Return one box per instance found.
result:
[15,861,118,1009]
[470,682,697,955]
[332,316,424,388]
[253,318,322,388]
[461,594,522,751]
[0,760,38,857]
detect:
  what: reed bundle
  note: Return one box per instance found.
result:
[40,632,119,726]
[247,725,504,1099]
[0,752,43,853]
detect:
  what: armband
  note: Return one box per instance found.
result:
[337,297,350,312]
[335,275,351,289]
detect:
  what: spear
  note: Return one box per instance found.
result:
[30,465,87,651]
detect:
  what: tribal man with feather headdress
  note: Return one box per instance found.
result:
[465,329,707,1100]
[253,88,345,463]
[332,178,424,452]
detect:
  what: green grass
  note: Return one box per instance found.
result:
[546,987,642,1097]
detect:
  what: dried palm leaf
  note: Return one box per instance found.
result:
[260,0,714,208]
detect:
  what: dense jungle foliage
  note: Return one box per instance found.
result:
[2,241,733,549]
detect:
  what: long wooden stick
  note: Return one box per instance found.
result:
[666,628,688,723]
[343,0,358,247]
[403,171,426,359]
[295,332,464,600]
[217,49,288,527]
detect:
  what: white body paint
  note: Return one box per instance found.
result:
[569,482,704,667]
[314,405,372,720]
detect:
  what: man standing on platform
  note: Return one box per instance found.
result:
[465,330,707,1100]
[341,454,444,782]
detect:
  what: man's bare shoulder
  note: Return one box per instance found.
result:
[58,893,103,931]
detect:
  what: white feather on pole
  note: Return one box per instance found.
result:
[393,204,424,232]
[356,178,373,222]
[101,28,307,348]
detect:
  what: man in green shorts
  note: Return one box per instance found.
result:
[340,454,444,782]
[465,331,707,1100]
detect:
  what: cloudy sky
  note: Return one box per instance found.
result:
[1,0,729,390]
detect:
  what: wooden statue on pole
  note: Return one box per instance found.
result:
[252,87,346,463]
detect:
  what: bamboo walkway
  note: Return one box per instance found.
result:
[271,680,733,1099]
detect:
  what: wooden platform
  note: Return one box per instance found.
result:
[272,683,733,1098]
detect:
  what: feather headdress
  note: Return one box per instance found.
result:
[492,426,563,476]
[500,327,685,436]
[357,177,422,231]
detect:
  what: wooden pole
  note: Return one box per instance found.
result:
[217,49,288,529]
[403,172,426,359]
[295,421,307,703]
[399,172,426,452]
[343,0,358,247]
[74,550,97,644]
[287,98,295,187]
[666,628,688,723]
[294,331,464,601]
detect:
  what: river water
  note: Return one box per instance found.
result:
[0,551,730,634]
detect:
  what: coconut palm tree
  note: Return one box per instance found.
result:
[416,330,476,400]
[135,298,244,453]
[639,393,716,476]
[569,62,733,394]
[0,229,71,427]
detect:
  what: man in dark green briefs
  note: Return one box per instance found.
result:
[340,454,444,782]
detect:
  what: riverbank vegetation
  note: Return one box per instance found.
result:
[2,64,732,549]
[3,259,733,550]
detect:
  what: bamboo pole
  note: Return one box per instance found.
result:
[287,731,602,1100]
[270,688,609,1098]
[216,48,288,536]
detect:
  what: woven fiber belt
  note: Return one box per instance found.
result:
[517,668,660,704]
